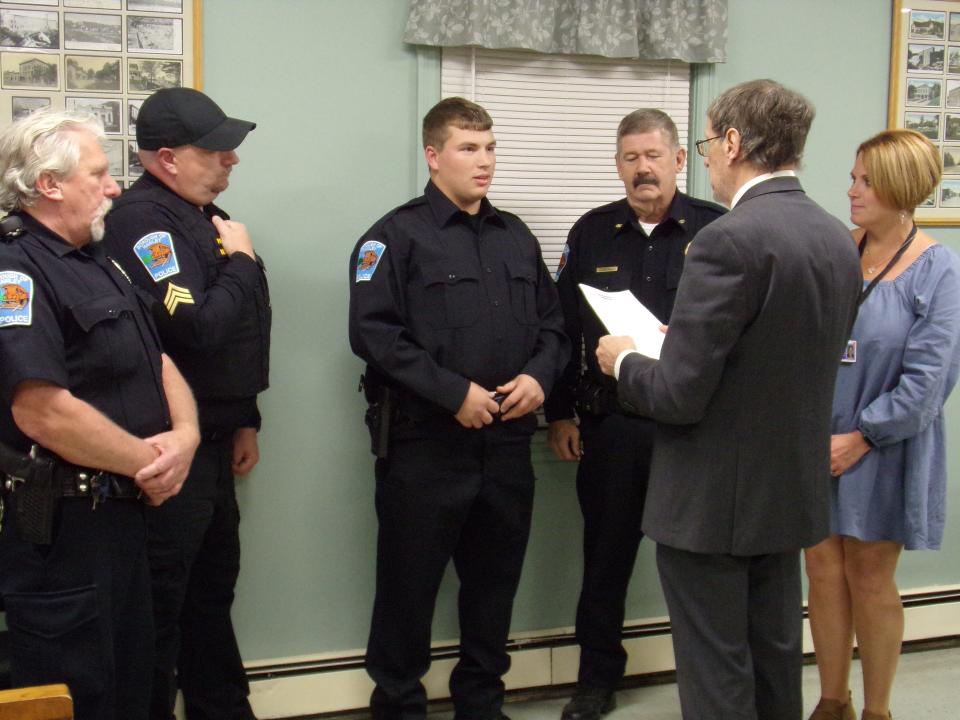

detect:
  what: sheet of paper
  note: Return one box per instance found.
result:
[578,283,665,360]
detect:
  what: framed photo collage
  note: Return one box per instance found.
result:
[0,0,200,188]
[890,0,960,223]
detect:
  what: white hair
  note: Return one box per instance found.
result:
[0,108,105,212]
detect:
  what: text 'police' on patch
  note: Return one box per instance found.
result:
[134,231,181,282]
[0,270,33,327]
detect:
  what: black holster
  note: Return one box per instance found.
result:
[0,443,58,545]
[574,377,621,417]
[360,375,396,459]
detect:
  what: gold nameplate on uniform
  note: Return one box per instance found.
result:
[595,266,619,273]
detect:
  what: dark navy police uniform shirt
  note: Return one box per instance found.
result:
[349,181,569,434]
[544,192,725,422]
[0,212,170,452]
[103,171,271,434]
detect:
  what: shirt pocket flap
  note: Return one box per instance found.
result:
[68,293,134,332]
[421,261,480,287]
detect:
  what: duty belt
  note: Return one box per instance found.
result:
[2,465,141,503]
[0,443,141,506]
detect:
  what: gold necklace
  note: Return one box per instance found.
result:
[861,226,916,275]
[863,244,900,275]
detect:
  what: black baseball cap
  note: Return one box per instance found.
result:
[136,87,256,151]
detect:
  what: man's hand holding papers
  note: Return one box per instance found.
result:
[579,283,666,377]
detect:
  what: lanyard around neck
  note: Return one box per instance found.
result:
[857,223,917,305]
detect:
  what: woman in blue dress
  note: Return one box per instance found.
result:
[805,129,960,720]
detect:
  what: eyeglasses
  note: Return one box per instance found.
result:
[695,136,722,157]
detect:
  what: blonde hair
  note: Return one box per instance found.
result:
[0,108,104,212]
[857,129,942,211]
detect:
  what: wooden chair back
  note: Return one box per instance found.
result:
[0,684,73,720]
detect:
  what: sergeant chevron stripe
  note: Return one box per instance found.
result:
[163,283,194,315]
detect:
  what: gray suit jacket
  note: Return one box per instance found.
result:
[618,176,861,555]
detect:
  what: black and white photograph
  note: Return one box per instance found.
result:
[65,12,122,51]
[104,138,123,176]
[127,140,143,176]
[907,43,945,72]
[1,51,57,90]
[949,47,960,74]
[943,146,960,174]
[128,97,142,133]
[951,11,960,41]
[0,0,57,6]
[127,15,181,54]
[940,179,960,206]
[11,95,49,121]
[65,1,123,8]
[920,189,937,207]
[0,8,58,49]
[947,79,960,109]
[66,96,122,134]
[128,57,181,91]
[945,113,960,141]
[910,10,946,40]
[65,54,121,92]
[128,0,182,11]
[907,77,942,107]
[904,110,940,140]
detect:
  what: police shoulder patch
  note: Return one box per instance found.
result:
[133,231,180,282]
[0,270,33,327]
[555,243,571,281]
[355,240,386,282]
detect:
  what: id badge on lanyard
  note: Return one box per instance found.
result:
[842,225,918,366]
[841,339,857,364]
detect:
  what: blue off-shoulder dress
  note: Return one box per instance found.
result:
[831,244,960,549]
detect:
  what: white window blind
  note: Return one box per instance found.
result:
[441,47,690,271]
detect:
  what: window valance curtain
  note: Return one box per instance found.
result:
[404,0,727,63]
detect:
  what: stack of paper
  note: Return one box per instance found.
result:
[578,283,665,360]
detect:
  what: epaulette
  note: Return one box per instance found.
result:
[373,195,427,226]
[494,206,523,223]
[397,194,428,211]
[0,215,25,242]
[682,194,727,216]
[579,199,626,221]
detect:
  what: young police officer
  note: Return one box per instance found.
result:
[102,89,269,720]
[545,110,725,720]
[349,97,568,720]
[0,110,199,720]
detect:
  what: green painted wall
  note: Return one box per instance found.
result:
[200,0,960,663]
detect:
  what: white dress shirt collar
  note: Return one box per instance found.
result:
[730,169,797,209]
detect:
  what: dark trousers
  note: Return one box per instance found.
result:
[366,425,536,720]
[655,543,803,720]
[0,495,152,720]
[574,414,653,689]
[146,437,253,720]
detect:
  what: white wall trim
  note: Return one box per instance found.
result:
[243,585,960,720]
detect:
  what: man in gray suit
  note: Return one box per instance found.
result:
[596,79,861,720]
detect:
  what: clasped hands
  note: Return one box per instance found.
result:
[133,426,200,506]
[454,374,544,429]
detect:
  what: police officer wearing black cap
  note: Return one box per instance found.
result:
[349,97,568,720]
[102,88,269,720]
[0,110,199,720]
[544,110,724,720]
